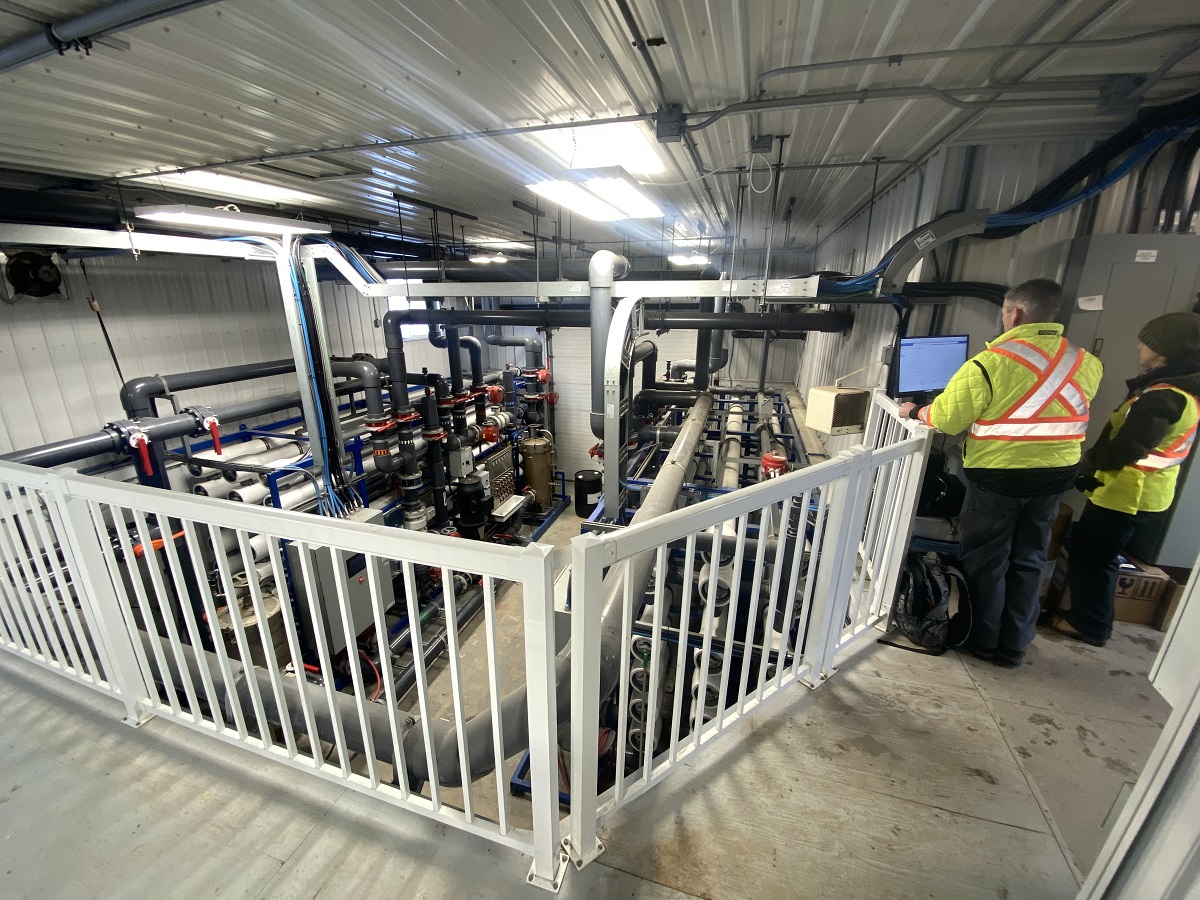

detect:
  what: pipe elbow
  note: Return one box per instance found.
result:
[588,250,629,287]
[119,375,165,418]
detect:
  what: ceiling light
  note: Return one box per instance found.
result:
[668,251,710,266]
[526,167,663,222]
[470,239,531,251]
[469,251,495,263]
[534,122,665,176]
[491,253,507,263]
[131,171,322,204]
[134,205,331,236]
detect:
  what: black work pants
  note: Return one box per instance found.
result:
[958,482,1061,654]
[1064,501,1141,644]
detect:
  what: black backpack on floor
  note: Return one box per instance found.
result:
[883,551,970,655]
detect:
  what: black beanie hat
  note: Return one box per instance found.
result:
[1138,312,1200,363]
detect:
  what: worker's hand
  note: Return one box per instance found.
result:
[1074,473,1102,493]
[898,401,918,420]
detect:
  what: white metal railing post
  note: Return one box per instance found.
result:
[874,425,934,626]
[566,531,606,869]
[50,489,154,724]
[521,542,569,892]
[805,450,874,680]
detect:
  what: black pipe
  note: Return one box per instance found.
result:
[731,330,808,339]
[638,424,682,444]
[374,259,719,283]
[392,586,487,698]
[396,307,853,332]
[425,439,450,528]
[381,311,413,416]
[640,343,659,392]
[694,298,714,390]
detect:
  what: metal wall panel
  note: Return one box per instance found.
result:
[0,255,449,456]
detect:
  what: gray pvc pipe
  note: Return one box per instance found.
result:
[329,359,385,421]
[120,358,298,419]
[482,325,544,368]
[0,0,217,75]
[589,250,628,438]
[401,394,714,786]
[3,382,367,468]
[709,294,729,373]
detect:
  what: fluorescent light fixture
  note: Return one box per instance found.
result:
[134,205,331,236]
[526,167,663,222]
[469,251,510,264]
[534,122,665,176]
[668,251,710,266]
[131,171,322,204]
[471,239,531,251]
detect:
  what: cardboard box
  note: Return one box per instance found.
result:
[1041,552,1171,625]
[1112,556,1170,626]
[1154,578,1188,633]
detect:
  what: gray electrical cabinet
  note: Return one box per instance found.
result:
[286,507,393,655]
[1062,234,1200,567]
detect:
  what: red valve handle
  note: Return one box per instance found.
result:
[131,434,153,476]
[205,417,222,455]
[486,385,505,403]
[483,425,499,442]
[537,368,550,384]
[546,391,559,406]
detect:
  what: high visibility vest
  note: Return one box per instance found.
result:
[1090,385,1200,514]
[966,338,1089,442]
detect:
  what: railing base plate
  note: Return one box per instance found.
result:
[564,835,606,870]
[527,849,570,893]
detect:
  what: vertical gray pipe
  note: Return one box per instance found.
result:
[694,298,714,391]
[708,294,729,374]
[589,250,628,438]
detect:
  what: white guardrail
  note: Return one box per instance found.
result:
[0,459,567,890]
[0,391,929,892]
[565,392,930,865]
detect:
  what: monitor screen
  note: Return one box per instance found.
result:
[898,335,969,394]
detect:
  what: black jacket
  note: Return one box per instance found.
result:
[1084,353,1200,476]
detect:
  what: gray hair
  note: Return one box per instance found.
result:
[1004,279,1062,323]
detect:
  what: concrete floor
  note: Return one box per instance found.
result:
[0,509,1171,899]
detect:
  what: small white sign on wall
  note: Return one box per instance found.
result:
[1135,249,1159,263]
[1077,294,1104,311]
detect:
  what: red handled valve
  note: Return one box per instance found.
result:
[588,442,604,459]
[546,391,559,406]
[483,425,499,443]
[536,368,550,384]
[761,450,789,478]
[203,415,222,455]
[486,384,505,404]
[129,431,153,477]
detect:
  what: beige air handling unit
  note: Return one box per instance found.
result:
[806,386,872,435]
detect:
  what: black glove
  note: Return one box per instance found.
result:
[1074,473,1101,493]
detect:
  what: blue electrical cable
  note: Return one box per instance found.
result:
[985,127,1186,229]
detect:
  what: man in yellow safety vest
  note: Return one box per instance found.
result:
[900,280,1102,667]
[1050,312,1200,647]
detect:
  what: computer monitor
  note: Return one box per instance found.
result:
[898,334,969,395]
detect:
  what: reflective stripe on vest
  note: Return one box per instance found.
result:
[1133,385,1199,472]
[968,338,1089,442]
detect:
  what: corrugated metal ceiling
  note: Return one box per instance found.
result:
[0,0,1198,261]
